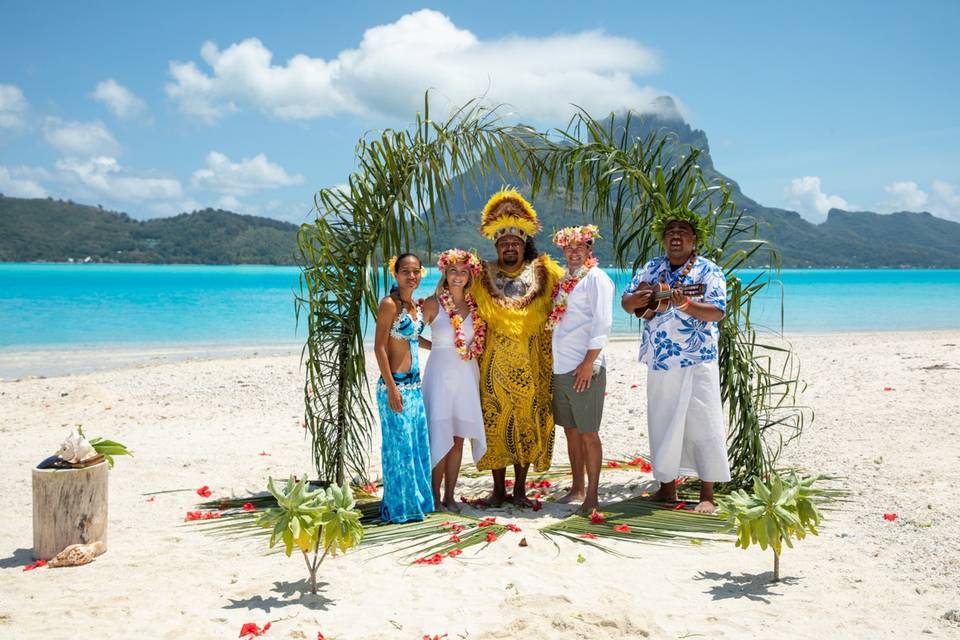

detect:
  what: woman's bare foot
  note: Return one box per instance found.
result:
[443,498,462,513]
[556,489,586,504]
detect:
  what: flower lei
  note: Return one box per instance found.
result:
[438,288,486,361]
[545,257,599,331]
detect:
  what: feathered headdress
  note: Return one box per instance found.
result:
[480,188,541,241]
[649,207,710,248]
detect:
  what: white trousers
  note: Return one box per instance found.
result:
[646,360,732,483]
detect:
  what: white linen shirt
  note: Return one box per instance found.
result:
[551,266,615,374]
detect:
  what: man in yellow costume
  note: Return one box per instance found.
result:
[472,189,564,506]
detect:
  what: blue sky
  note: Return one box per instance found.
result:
[2,1,958,223]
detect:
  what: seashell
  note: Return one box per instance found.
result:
[47,541,105,568]
[56,432,97,464]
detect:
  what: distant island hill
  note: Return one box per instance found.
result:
[3,107,959,268]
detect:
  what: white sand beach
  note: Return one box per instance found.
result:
[2,332,959,639]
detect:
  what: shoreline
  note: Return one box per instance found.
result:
[3,328,960,379]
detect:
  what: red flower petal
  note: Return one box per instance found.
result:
[185,511,202,521]
[362,483,378,494]
[201,511,221,519]
[504,479,514,488]
[674,502,687,510]
[317,633,325,640]
[449,534,461,542]
[589,509,606,524]
[883,513,897,521]
[607,460,620,468]
[883,387,894,391]
[485,530,498,543]
[613,524,631,533]
[532,492,543,499]
[630,384,638,389]
[640,462,653,473]
[450,524,465,533]
[505,524,521,533]
[145,496,156,502]
[479,516,497,527]
[447,549,463,557]
[258,451,271,456]
[242,503,256,512]
[23,559,47,571]
[532,500,543,512]
[196,485,212,498]
[537,480,552,488]
[578,532,598,539]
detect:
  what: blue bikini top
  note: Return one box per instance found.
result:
[389,303,424,342]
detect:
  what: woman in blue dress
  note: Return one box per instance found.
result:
[373,253,434,522]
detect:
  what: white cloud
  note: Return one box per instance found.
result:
[883,181,928,211]
[784,176,850,220]
[0,84,29,129]
[0,165,48,198]
[166,9,670,123]
[191,151,304,196]
[92,79,147,120]
[44,118,121,156]
[216,194,243,210]
[56,156,183,202]
[930,179,960,221]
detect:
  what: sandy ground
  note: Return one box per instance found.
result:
[1,332,959,639]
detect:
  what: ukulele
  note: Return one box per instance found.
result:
[633,282,706,320]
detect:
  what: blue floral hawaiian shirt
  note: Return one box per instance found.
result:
[623,255,726,371]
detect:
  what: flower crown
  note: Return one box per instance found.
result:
[437,248,482,275]
[388,255,427,277]
[479,188,541,241]
[553,224,601,248]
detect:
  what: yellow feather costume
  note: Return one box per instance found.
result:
[473,254,564,472]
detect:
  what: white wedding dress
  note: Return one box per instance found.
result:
[422,310,487,468]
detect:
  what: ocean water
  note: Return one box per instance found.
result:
[2,263,960,349]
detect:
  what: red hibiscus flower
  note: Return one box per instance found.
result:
[449,534,461,542]
[627,457,642,466]
[23,559,47,571]
[184,511,202,521]
[317,633,325,640]
[532,492,543,499]
[674,502,687,510]
[607,460,620,468]
[414,553,445,565]
[242,503,256,513]
[589,509,606,524]
[239,621,271,637]
[504,479,514,488]
[201,511,221,520]
[485,530,498,543]
[883,513,897,521]
[578,532,598,540]
[630,384,638,389]
[537,480,552,488]
[525,481,537,489]
[196,485,212,498]
[362,483,378,494]
[640,462,652,473]
[450,523,465,533]
[479,516,497,527]
[613,524,631,533]
[447,549,463,558]
[532,500,543,512]
[505,524,521,533]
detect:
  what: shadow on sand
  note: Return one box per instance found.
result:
[694,570,800,604]
[224,579,333,612]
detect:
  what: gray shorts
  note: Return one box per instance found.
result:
[553,366,606,433]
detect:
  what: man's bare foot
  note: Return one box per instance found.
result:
[580,498,599,513]
[484,490,509,507]
[512,491,534,508]
[556,489,586,504]
[443,499,462,513]
[693,500,717,514]
[644,485,677,503]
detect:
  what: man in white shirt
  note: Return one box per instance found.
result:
[548,225,615,512]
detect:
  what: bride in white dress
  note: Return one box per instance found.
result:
[421,250,488,512]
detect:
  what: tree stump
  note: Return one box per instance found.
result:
[32,461,108,560]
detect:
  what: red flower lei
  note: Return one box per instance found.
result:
[438,288,486,361]
[545,257,598,331]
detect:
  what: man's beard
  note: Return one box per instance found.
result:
[500,252,520,267]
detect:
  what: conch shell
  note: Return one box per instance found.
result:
[56,432,97,464]
[47,541,105,568]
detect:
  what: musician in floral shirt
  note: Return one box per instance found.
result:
[621,208,731,513]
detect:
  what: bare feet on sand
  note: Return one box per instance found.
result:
[442,498,462,513]
[556,489,586,504]
[512,490,534,508]
[484,490,509,507]
[580,498,599,513]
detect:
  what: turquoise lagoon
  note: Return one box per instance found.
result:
[2,263,960,348]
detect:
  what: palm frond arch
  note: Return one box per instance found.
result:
[296,97,808,489]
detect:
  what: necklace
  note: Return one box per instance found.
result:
[545,257,598,331]
[438,288,486,361]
